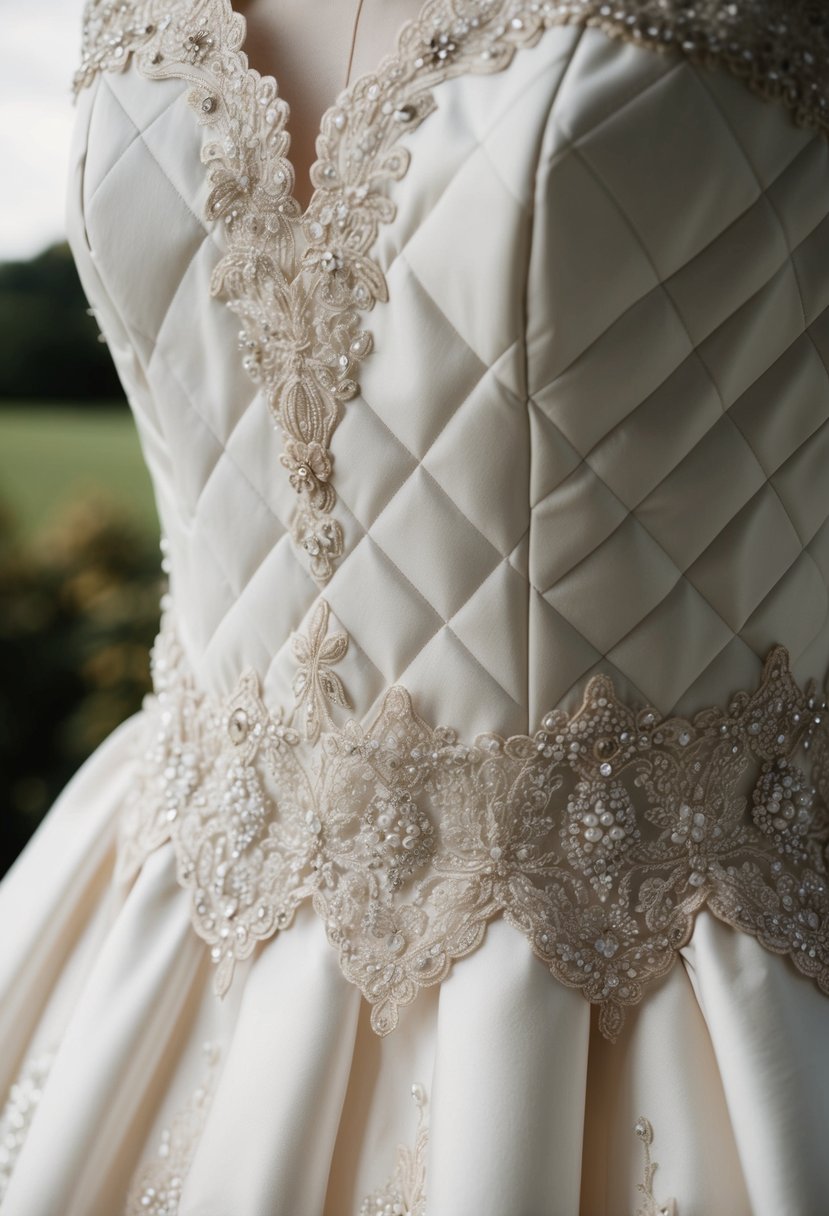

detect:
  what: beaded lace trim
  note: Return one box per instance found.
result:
[0,1050,55,1204]
[359,1083,429,1216]
[124,1042,221,1215]
[116,596,829,1042]
[72,0,829,585]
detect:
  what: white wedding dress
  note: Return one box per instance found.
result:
[2,1,829,1212]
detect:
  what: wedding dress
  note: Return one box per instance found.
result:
[2,1,829,1212]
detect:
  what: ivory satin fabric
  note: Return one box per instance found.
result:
[2,13,829,1215]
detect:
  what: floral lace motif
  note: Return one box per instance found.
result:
[72,0,829,584]
[634,1116,677,1216]
[359,1083,429,1216]
[124,1041,221,1215]
[116,596,829,1041]
[355,1088,676,1215]
[0,1050,55,1203]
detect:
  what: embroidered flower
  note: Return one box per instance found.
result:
[290,599,350,743]
[183,27,213,64]
[280,438,333,496]
[304,246,344,276]
[314,309,372,382]
[293,507,344,583]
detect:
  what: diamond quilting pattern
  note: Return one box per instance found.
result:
[69,10,829,734]
[66,0,829,1039]
[526,47,829,719]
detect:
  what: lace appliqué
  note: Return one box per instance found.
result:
[291,598,351,743]
[634,1116,677,1216]
[359,1083,428,1216]
[355,1089,676,1216]
[116,598,829,1041]
[72,1,829,586]
[0,1050,55,1203]
[124,1041,221,1216]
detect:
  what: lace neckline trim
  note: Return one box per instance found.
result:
[215,0,442,222]
[73,1,829,586]
[116,595,829,1042]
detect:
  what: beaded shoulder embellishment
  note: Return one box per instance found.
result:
[117,596,829,1042]
[72,0,829,584]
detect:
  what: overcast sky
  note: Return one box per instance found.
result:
[1,0,86,261]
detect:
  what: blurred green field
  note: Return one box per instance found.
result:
[0,404,159,539]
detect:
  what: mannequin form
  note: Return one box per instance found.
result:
[234,0,426,209]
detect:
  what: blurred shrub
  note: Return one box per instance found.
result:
[0,242,124,403]
[0,491,162,877]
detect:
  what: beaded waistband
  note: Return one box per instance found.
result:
[117,597,829,1040]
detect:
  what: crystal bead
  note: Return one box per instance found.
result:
[228,708,250,744]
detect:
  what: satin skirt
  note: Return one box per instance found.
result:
[2,714,829,1216]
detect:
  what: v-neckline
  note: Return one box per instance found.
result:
[225,0,439,221]
[73,0,537,583]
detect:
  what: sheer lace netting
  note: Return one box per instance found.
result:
[115,596,829,1043]
[72,0,829,584]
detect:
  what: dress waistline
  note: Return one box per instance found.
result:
[117,596,829,1041]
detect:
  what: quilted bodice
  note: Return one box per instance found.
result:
[68,0,829,731]
[66,0,829,1037]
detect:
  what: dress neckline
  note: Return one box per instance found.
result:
[226,0,425,217]
[225,0,441,221]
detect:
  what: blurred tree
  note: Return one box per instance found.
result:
[0,242,125,403]
[0,492,162,877]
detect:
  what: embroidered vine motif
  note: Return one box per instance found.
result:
[0,1050,55,1203]
[124,1041,221,1215]
[356,1095,677,1216]
[359,1083,429,1216]
[116,598,829,1041]
[72,1,829,586]
[634,1116,677,1216]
